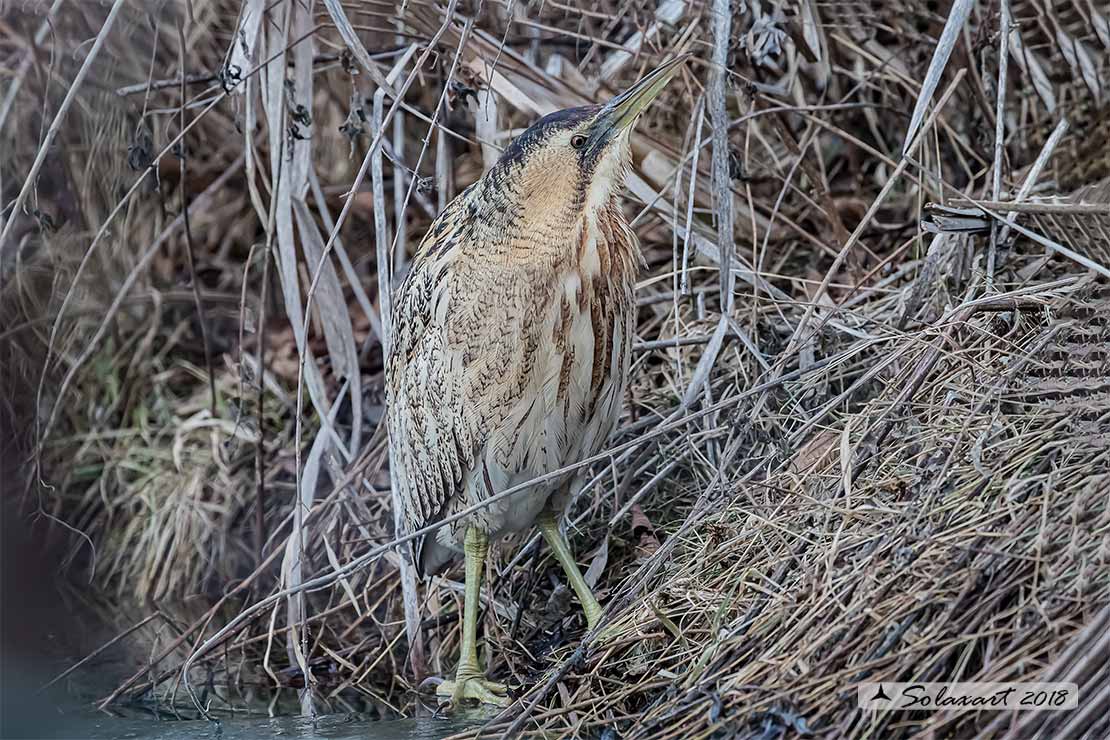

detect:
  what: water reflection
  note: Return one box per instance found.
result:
[4,626,486,740]
[51,710,487,740]
[11,666,488,740]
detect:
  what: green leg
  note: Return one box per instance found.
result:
[436,527,507,707]
[537,512,603,630]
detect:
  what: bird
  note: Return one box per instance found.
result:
[385,56,686,706]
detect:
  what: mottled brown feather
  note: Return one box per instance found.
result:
[385,110,641,574]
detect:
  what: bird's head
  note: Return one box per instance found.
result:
[478,56,686,231]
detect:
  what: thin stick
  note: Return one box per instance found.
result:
[254,240,272,568]
[946,199,1110,215]
[987,0,1012,290]
[178,23,217,417]
[708,0,734,314]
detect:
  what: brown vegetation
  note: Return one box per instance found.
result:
[2,0,1109,737]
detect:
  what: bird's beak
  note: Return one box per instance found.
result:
[586,55,688,153]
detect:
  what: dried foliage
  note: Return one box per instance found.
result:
[2,0,1110,737]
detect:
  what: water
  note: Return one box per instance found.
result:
[2,654,489,740]
[46,711,486,740]
[0,559,487,740]
[5,676,489,740]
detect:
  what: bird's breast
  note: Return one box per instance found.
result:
[504,205,640,477]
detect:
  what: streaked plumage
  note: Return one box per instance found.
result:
[387,106,640,574]
[384,57,685,706]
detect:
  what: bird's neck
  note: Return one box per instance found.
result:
[575,195,642,287]
[457,172,640,287]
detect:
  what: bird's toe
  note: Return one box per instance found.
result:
[436,677,509,708]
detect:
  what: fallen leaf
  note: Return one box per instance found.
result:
[632,504,661,558]
[583,536,608,589]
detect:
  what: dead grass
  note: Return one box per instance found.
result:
[2,0,1109,737]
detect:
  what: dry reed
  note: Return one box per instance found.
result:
[2,0,1109,737]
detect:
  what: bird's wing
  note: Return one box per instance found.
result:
[385,201,550,538]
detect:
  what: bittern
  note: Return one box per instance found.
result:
[386,57,685,706]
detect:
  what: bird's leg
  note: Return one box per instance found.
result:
[537,511,603,630]
[436,526,508,707]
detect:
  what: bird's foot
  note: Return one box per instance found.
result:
[436,676,509,708]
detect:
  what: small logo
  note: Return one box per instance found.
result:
[869,684,891,703]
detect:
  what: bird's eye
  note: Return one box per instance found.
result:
[570,134,588,149]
